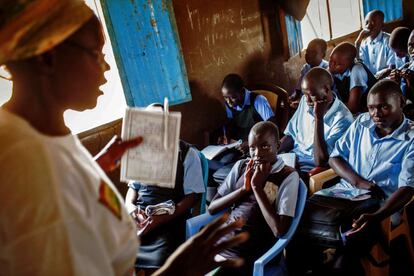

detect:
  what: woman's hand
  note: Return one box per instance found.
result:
[153,214,249,276]
[95,135,143,173]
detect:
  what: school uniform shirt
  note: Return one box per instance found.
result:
[330,113,414,197]
[225,88,275,121]
[359,31,394,75]
[0,109,138,276]
[332,62,369,94]
[399,60,414,97]
[293,59,329,94]
[394,54,410,70]
[218,157,299,217]
[284,95,354,172]
[128,146,205,194]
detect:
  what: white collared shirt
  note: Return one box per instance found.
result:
[359,31,394,75]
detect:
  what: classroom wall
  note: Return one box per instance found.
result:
[170,0,288,147]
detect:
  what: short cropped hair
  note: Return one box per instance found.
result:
[390,27,411,50]
[332,42,357,62]
[368,79,405,105]
[222,73,244,93]
[370,10,385,22]
[309,38,327,54]
[250,121,280,142]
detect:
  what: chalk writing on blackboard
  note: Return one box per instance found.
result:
[120,107,181,188]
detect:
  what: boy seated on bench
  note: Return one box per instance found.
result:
[295,80,414,275]
[208,121,300,276]
[289,38,329,110]
[280,67,353,181]
[125,106,205,274]
[329,42,377,114]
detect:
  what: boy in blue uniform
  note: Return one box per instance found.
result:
[219,73,275,152]
[281,68,353,179]
[290,38,329,110]
[327,79,414,274]
[355,10,394,77]
[291,79,414,275]
[329,42,377,114]
[209,121,299,276]
[389,27,411,70]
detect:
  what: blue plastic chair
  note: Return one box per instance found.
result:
[197,151,209,214]
[185,180,308,276]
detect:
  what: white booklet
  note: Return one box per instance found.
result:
[315,184,371,201]
[120,107,181,188]
[201,140,242,160]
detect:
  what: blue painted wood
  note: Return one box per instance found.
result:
[362,0,403,22]
[285,15,303,57]
[100,0,191,107]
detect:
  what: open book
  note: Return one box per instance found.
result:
[201,140,242,160]
[121,107,181,188]
[315,184,371,201]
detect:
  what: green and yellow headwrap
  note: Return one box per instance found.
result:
[0,0,94,65]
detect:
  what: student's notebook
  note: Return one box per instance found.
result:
[201,140,242,160]
[315,184,371,201]
[121,107,181,188]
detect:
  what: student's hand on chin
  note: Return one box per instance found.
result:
[251,162,271,190]
[314,99,329,119]
[243,159,254,192]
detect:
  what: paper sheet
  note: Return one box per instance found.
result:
[121,107,181,188]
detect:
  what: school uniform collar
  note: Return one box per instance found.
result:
[367,31,384,44]
[323,95,341,126]
[360,113,413,141]
[334,69,351,80]
[241,88,252,108]
[271,157,285,173]
[318,60,327,67]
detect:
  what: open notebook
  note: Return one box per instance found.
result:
[201,140,242,160]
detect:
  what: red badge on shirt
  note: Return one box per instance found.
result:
[98,180,122,220]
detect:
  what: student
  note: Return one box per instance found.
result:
[0,1,247,275]
[208,121,300,275]
[329,42,377,114]
[208,74,275,194]
[390,29,414,106]
[125,136,205,272]
[355,10,394,77]
[327,80,414,273]
[280,67,353,178]
[290,38,329,109]
[220,73,275,152]
[389,27,411,69]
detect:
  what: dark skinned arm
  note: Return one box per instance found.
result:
[208,160,254,214]
[313,100,330,167]
[141,193,199,236]
[279,135,294,154]
[346,87,364,114]
[251,163,292,237]
[329,156,373,189]
[208,188,248,215]
[348,187,414,237]
[253,188,292,236]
